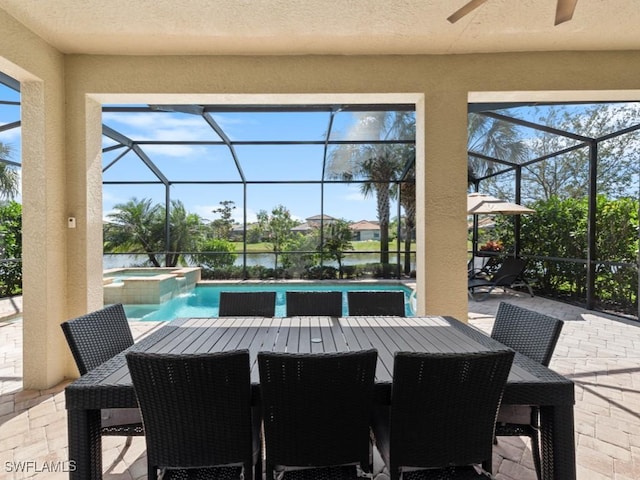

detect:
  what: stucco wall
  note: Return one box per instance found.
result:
[0,10,70,388]
[3,9,640,388]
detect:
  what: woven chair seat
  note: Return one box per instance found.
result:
[403,465,492,480]
[126,350,260,480]
[160,466,243,480]
[258,350,377,480]
[372,351,514,480]
[61,304,145,447]
[277,465,360,480]
[285,291,343,316]
[490,302,564,480]
[218,291,276,317]
[347,291,406,316]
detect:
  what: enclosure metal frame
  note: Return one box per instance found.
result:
[469,105,640,314]
[1,72,638,317]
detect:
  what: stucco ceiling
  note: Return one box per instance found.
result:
[1,0,639,56]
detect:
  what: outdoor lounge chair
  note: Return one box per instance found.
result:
[468,255,501,280]
[347,290,406,316]
[258,350,377,480]
[218,291,276,317]
[126,350,261,480]
[371,350,514,480]
[60,304,143,446]
[468,257,533,301]
[491,302,564,480]
[285,291,343,317]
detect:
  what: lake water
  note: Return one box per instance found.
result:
[124,282,416,321]
[103,252,415,270]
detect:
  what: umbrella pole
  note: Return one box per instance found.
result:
[472,214,479,260]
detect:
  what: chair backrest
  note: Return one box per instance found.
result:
[61,304,134,375]
[258,350,377,473]
[490,257,528,286]
[468,255,501,279]
[285,291,343,316]
[218,291,276,317]
[389,350,514,473]
[468,256,488,275]
[491,302,564,366]
[126,350,254,474]
[347,291,405,316]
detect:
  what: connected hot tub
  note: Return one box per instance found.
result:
[103,267,201,305]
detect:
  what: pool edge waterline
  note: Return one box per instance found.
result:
[123,280,417,321]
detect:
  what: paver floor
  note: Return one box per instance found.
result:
[1,290,639,479]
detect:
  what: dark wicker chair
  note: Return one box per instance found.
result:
[218,291,276,317]
[491,302,564,480]
[258,350,378,480]
[468,255,501,280]
[468,257,533,301]
[126,350,260,480]
[347,291,406,316]
[60,304,143,445]
[372,350,515,480]
[285,291,343,317]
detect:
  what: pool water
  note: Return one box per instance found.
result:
[124,283,415,320]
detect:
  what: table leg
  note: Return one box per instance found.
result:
[539,405,576,480]
[67,409,102,479]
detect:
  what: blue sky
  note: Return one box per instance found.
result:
[4,80,638,224]
[0,80,405,224]
[100,108,393,224]
[0,83,20,165]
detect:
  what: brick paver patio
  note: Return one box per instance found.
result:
[1,290,639,479]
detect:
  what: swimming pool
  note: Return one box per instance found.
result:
[123,282,416,320]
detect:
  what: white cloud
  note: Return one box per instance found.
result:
[233,208,258,224]
[193,204,217,221]
[143,143,203,158]
[102,112,217,142]
[0,125,21,144]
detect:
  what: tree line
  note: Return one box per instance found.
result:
[104,198,375,279]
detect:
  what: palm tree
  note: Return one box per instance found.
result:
[327,111,415,265]
[399,164,416,275]
[467,113,527,186]
[104,198,204,267]
[0,143,20,200]
[162,200,203,266]
[104,197,164,266]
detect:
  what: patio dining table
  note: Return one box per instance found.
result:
[65,315,575,480]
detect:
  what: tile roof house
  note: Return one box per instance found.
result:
[350,220,380,241]
[292,214,338,233]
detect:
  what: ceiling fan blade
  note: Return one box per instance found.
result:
[447,0,488,24]
[555,0,578,25]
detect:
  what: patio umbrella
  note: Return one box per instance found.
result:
[467,192,535,215]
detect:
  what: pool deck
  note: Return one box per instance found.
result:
[1,289,640,479]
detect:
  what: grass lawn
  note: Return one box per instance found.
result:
[232,240,416,253]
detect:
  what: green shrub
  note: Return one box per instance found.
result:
[0,201,22,297]
[302,265,338,280]
[494,195,638,313]
[193,239,237,269]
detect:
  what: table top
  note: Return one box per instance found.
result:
[65,316,574,410]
